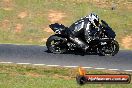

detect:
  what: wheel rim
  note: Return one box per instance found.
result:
[101,44,114,55]
[49,39,65,53]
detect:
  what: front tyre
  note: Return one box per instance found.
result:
[98,40,119,56]
[46,35,67,54]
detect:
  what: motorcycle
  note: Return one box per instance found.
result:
[46,20,119,56]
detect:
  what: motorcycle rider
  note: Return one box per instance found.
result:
[69,13,100,52]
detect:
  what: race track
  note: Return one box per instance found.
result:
[0,44,132,72]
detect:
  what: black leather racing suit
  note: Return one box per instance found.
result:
[68,16,97,51]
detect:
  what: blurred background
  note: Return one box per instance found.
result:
[0,0,131,49]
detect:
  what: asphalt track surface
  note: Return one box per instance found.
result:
[0,44,132,72]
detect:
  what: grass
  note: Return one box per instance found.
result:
[0,64,132,88]
[0,0,131,49]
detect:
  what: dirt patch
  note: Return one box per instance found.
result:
[15,23,23,33]
[121,35,132,49]
[48,10,66,23]
[18,11,28,19]
[41,38,48,43]
[26,72,43,78]
[123,3,132,10]
[3,0,12,3]
[9,73,21,77]
[2,0,14,10]
[87,0,132,10]
[28,38,33,43]
[0,19,10,29]
[46,10,66,33]
[3,7,13,11]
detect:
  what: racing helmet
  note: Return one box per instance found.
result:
[88,13,99,27]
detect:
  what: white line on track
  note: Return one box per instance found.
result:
[108,69,119,71]
[0,62,13,64]
[33,64,45,66]
[124,70,132,72]
[46,65,60,67]
[82,67,93,69]
[16,63,31,65]
[94,68,106,70]
[63,66,78,68]
[0,62,132,72]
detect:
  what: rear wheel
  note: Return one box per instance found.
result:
[98,40,119,56]
[46,35,67,54]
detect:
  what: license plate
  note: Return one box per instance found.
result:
[101,42,107,45]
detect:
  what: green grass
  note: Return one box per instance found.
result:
[0,64,132,88]
[0,0,131,49]
[1,75,131,88]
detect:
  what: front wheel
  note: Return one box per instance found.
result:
[46,35,67,54]
[98,40,119,56]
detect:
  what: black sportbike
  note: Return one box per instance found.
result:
[46,20,119,56]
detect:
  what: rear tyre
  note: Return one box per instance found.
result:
[46,35,67,54]
[98,40,119,56]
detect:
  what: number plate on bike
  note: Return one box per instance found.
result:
[101,42,107,45]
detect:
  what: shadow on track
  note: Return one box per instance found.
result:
[44,49,98,56]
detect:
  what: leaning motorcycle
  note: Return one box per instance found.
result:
[46,20,119,56]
